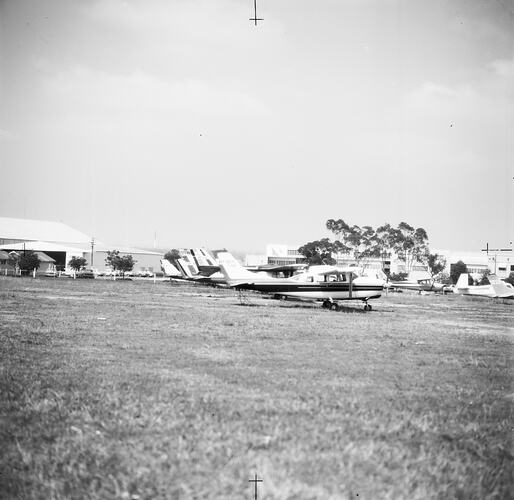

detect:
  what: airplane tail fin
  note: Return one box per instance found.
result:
[217,252,261,283]
[176,258,197,278]
[191,248,217,267]
[160,259,181,277]
[455,273,469,289]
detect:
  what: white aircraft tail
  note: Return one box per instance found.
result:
[160,259,181,277]
[176,258,198,278]
[217,252,264,282]
[456,273,469,289]
[191,248,217,267]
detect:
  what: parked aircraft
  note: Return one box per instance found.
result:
[389,277,451,294]
[453,273,514,298]
[217,252,385,311]
[160,259,182,279]
[171,248,305,285]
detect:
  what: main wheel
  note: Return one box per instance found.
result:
[364,303,372,311]
[330,303,340,311]
[322,301,330,309]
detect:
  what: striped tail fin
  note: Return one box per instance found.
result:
[217,252,262,282]
[160,259,181,277]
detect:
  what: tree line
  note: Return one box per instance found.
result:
[68,251,137,275]
[298,219,447,280]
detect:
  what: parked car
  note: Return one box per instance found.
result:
[76,269,95,279]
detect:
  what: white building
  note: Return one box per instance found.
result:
[245,244,305,267]
[0,217,163,275]
[435,248,514,280]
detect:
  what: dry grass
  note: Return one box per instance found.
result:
[0,277,512,499]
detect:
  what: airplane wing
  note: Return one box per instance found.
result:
[314,267,348,276]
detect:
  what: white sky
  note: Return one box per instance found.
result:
[1,0,513,253]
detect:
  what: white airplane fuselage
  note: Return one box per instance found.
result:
[234,275,383,301]
[453,273,514,298]
[390,280,448,293]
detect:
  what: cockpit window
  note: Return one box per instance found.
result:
[324,273,347,282]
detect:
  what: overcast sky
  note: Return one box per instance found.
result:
[1,0,512,252]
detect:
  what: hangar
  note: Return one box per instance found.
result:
[0,217,163,275]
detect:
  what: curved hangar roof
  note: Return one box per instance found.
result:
[0,217,91,244]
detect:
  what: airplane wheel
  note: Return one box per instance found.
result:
[322,301,330,309]
[364,304,372,311]
[330,303,340,311]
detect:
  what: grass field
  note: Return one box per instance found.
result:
[0,276,512,499]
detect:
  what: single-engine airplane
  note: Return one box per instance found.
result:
[217,252,385,310]
[453,273,514,298]
[389,277,451,294]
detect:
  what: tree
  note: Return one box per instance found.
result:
[105,250,120,270]
[325,219,375,266]
[478,269,491,286]
[373,223,395,267]
[391,222,429,273]
[18,250,41,273]
[450,260,468,284]
[389,272,408,282]
[326,219,351,240]
[298,239,342,265]
[326,219,429,271]
[426,253,447,279]
[117,255,136,276]
[68,256,87,272]
[7,252,19,271]
[105,250,136,277]
[438,271,451,285]
[164,249,181,265]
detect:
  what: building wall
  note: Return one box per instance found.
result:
[89,251,162,273]
[0,238,31,246]
[436,249,514,279]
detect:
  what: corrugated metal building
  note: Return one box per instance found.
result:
[0,217,163,274]
[0,217,91,246]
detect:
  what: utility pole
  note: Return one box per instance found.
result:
[481,242,513,275]
[91,237,95,267]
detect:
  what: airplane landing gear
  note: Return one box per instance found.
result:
[363,301,372,311]
[322,300,339,311]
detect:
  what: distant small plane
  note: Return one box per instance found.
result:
[389,277,451,294]
[217,252,385,311]
[453,273,514,299]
